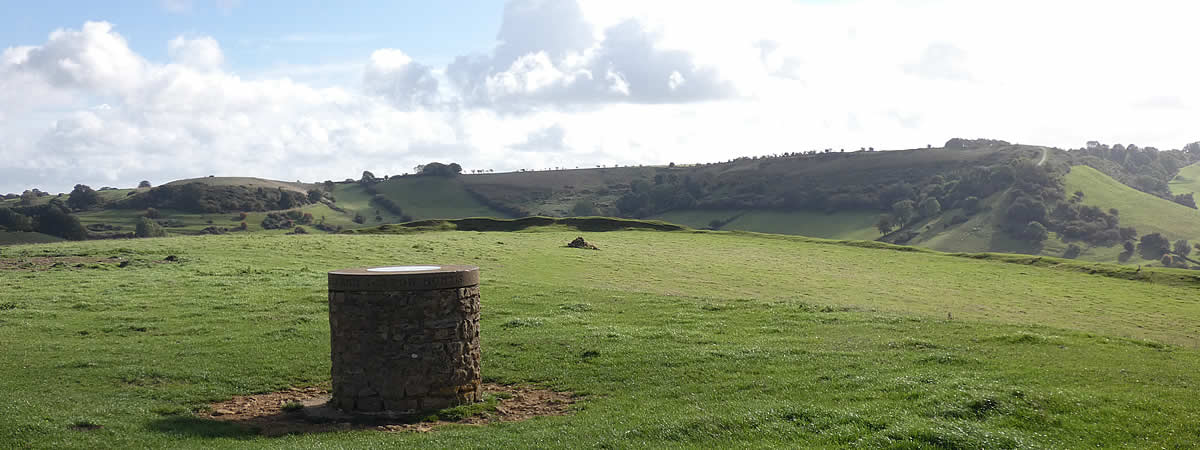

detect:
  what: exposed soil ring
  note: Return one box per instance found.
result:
[203,383,574,436]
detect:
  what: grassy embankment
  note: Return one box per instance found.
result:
[2,223,1199,448]
[1169,161,1200,198]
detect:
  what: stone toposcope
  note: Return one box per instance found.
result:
[327,265,481,416]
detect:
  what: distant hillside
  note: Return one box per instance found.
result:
[1169,161,1200,200]
[164,177,314,193]
[1065,166,1200,243]
[6,139,1200,267]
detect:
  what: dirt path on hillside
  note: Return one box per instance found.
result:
[1037,147,1048,166]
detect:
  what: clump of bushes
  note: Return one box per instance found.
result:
[135,217,166,238]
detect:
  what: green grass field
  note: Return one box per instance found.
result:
[2,228,1199,448]
[1065,165,1200,243]
[369,177,505,220]
[1169,161,1200,198]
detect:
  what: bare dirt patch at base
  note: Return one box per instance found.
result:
[203,384,574,436]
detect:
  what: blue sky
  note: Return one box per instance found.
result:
[1,0,1198,194]
[2,1,504,81]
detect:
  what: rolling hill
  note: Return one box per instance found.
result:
[164,176,314,193]
[4,142,1198,270]
[1065,165,1200,243]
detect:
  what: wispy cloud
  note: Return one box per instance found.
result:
[161,0,192,14]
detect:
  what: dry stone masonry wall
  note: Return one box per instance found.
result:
[327,265,481,416]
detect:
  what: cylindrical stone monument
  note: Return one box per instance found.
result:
[327,265,481,416]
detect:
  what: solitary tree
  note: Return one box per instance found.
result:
[138,180,152,188]
[876,215,895,235]
[360,171,378,185]
[66,184,100,211]
[1138,233,1171,260]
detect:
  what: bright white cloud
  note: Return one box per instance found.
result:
[167,35,224,70]
[3,0,1200,194]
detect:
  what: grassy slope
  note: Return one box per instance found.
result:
[910,192,1052,256]
[1066,165,1200,242]
[654,210,882,240]
[1169,161,1200,198]
[0,231,64,245]
[2,230,1200,448]
[653,209,740,229]
[726,210,879,240]
[369,177,505,220]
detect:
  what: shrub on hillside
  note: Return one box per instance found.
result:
[261,212,295,230]
[1138,233,1171,260]
[1174,240,1191,257]
[1023,221,1048,242]
[918,198,941,218]
[32,206,87,240]
[135,217,166,238]
[892,200,917,226]
[1064,244,1082,259]
[0,208,33,232]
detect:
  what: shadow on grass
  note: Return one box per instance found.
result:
[145,416,261,439]
[146,411,407,438]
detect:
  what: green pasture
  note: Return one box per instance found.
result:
[2,227,1199,448]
